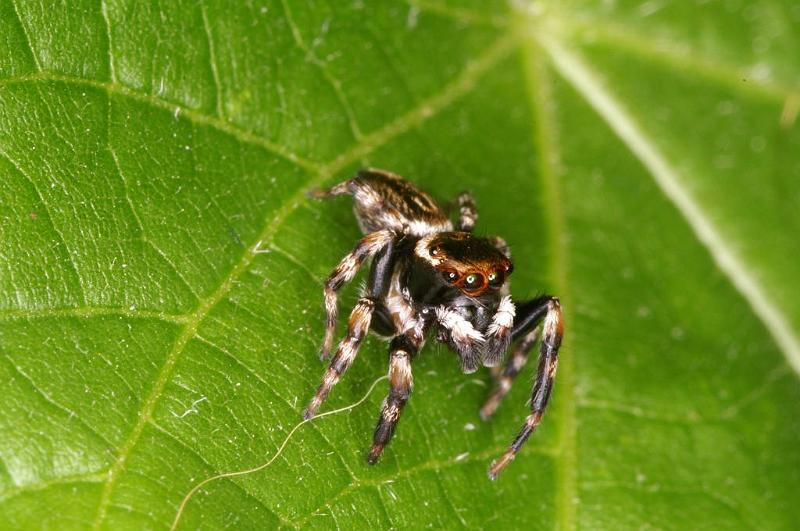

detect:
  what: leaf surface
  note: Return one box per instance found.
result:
[1,1,799,529]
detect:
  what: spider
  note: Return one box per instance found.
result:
[302,168,563,479]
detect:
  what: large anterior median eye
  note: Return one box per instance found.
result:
[464,273,484,290]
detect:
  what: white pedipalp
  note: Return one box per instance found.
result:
[435,306,485,346]
[486,295,515,338]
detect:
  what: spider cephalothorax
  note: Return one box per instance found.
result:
[303,168,564,479]
[415,232,513,297]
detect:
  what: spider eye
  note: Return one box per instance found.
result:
[442,270,458,284]
[430,247,439,256]
[488,271,504,288]
[464,273,483,290]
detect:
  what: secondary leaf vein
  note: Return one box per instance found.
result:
[8,0,40,70]
[0,148,87,306]
[148,421,291,528]
[0,75,320,172]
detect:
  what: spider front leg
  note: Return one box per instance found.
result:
[318,229,395,360]
[368,330,425,464]
[488,296,563,480]
[304,297,376,419]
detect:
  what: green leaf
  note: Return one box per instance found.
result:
[1,1,799,529]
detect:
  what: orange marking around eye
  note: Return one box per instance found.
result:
[423,232,514,297]
[434,258,512,297]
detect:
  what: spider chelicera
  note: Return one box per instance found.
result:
[302,168,563,479]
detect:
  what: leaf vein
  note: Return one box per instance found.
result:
[582,482,759,530]
[106,104,202,301]
[0,472,107,504]
[0,306,187,323]
[279,0,363,140]
[0,74,321,172]
[0,148,87,306]
[559,18,800,103]
[99,0,116,82]
[268,244,325,284]
[0,353,116,450]
[406,0,508,28]
[8,0,40,70]
[199,0,224,119]
[193,334,357,478]
[577,399,705,425]
[435,468,468,527]
[294,443,558,526]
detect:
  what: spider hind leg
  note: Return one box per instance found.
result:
[480,327,538,421]
[304,297,376,419]
[306,231,400,419]
[488,296,563,480]
[454,191,478,232]
[318,230,394,360]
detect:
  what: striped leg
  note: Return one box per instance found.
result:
[455,191,477,232]
[487,235,510,258]
[306,179,352,199]
[480,327,539,421]
[304,298,375,419]
[488,297,563,480]
[482,295,516,367]
[368,334,421,464]
[319,230,394,360]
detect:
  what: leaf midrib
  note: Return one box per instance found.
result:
[535,30,800,378]
[515,20,577,531]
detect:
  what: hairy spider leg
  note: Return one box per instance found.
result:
[455,191,478,232]
[318,230,395,359]
[304,297,376,419]
[487,235,511,263]
[305,179,352,199]
[365,237,397,301]
[368,330,426,464]
[480,328,539,420]
[482,295,516,367]
[488,296,563,480]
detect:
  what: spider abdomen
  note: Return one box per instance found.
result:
[349,169,453,236]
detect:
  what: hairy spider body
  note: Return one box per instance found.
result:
[303,169,564,479]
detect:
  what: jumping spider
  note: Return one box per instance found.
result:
[303,169,563,479]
